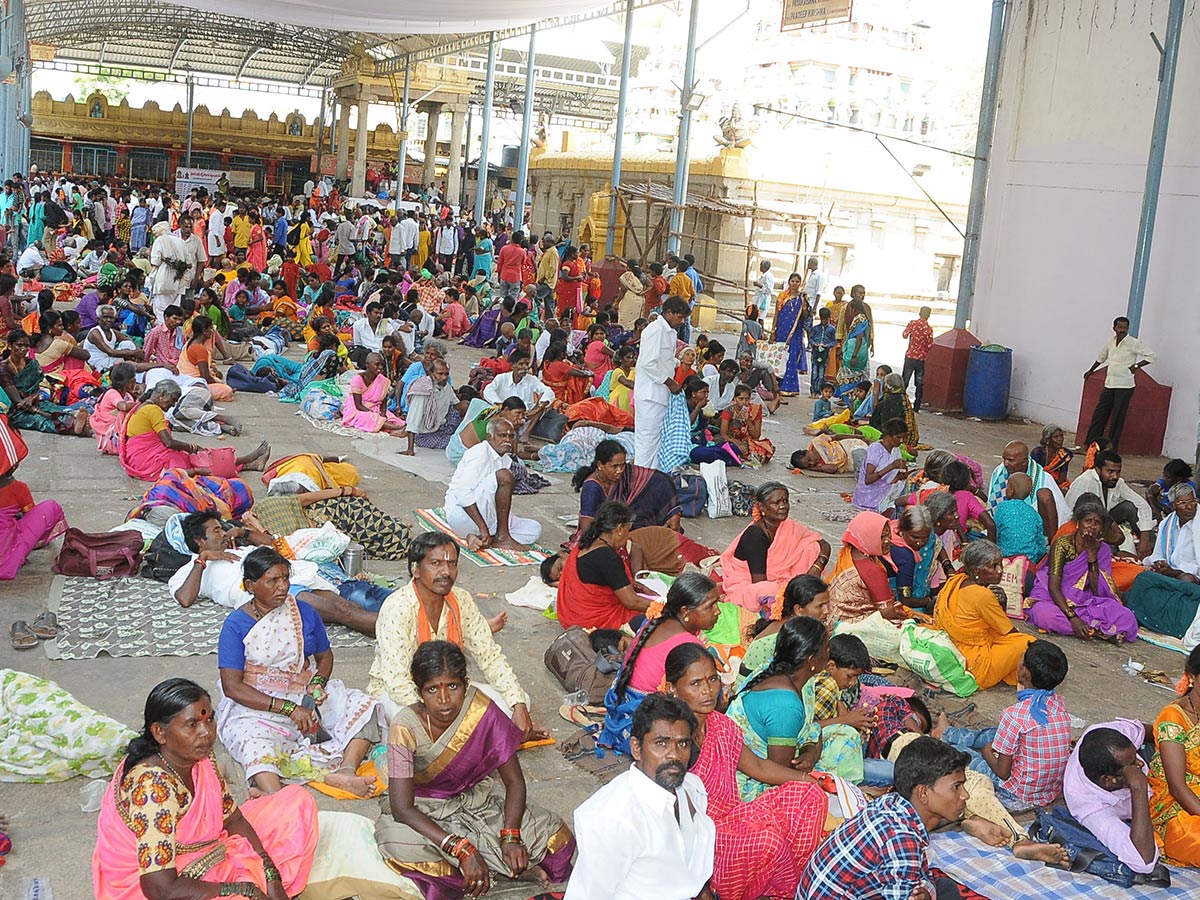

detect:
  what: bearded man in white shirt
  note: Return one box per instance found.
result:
[565,693,715,900]
[633,297,691,469]
[1083,315,1156,451]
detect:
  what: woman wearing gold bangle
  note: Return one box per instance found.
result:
[377,641,575,900]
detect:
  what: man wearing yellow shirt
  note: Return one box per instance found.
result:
[231,207,252,256]
[535,234,560,320]
[667,256,696,341]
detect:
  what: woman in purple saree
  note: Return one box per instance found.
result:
[1026,495,1138,642]
[460,305,504,348]
[376,641,575,900]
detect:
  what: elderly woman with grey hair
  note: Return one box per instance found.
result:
[934,539,1036,690]
[1030,423,1074,491]
[1128,482,1200,641]
[888,504,954,609]
[119,378,269,481]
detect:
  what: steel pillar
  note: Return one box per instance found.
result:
[395,54,411,210]
[335,101,350,180]
[514,24,537,233]
[668,0,700,255]
[185,73,195,166]
[606,0,635,257]
[954,0,1008,329]
[475,33,496,223]
[1126,0,1186,335]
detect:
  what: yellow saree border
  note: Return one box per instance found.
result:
[385,857,455,878]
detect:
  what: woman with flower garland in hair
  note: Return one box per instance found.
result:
[1147,644,1200,866]
[597,572,721,755]
[719,482,830,613]
[666,642,827,900]
[739,574,831,678]
[727,615,866,792]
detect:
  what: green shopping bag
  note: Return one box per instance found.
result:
[898,622,979,697]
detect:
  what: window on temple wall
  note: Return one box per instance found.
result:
[72,144,117,177]
[849,104,860,125]
[29,139,61,175]
[130,150,169,184]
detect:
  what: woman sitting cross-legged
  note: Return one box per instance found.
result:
[555,501,650,631]
[572,439,682,538]
[1026,493,1139,644]
[0,328,91,436]
[727,615,866,792]
[91,678,318,900]
[179,314,236,402]
[718,481,830,613]
[597,572,721,755]
[934,540,1036,691]
[888,504,954,610]
[217,547,384,798]
[665,642,828,900]
[118,379,269,482]
[826,510,904,624]
[376,640,576,900]
[1147,644,1200,867]
[343,352,409,436]
[740,574,831,677]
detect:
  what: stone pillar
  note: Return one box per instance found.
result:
[60,140,73,174]
[351,100,369,197]
[421,102,443,189]
[446,105,466,206]
[335,101,351,180]
[115,146,129,179]
[266,158,281,192]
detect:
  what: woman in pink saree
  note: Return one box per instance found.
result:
[342,352,408,435]
[377,641,575,900]
[119,380,269,482]
[92,678,317,900]
[719,482,831,612]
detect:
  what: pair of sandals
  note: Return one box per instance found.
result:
[10,612,58,650]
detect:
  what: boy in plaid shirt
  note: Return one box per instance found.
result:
[936,640,1071,811]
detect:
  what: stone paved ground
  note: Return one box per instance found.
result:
[0,340,1182,899]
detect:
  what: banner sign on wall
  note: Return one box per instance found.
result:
[781,0,852,32]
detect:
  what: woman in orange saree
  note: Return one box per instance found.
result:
[92,678,317,900]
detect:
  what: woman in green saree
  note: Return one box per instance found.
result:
[0,330,90,435]
[836,298,872,394]
[727,615,866,796]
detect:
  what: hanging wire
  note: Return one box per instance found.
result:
[1112,0,1119,28]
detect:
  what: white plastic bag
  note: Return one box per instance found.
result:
[700,460,732,518]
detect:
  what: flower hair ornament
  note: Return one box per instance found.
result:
[645,599,667,620]
[751,502,763,522]
[1177,673,1195,696]
[769,585,786,622]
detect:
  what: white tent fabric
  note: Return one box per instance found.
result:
[159,0,615,34]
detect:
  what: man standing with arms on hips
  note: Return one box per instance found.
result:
[1084,316,1156,451]
[565,694,715,900]
[634,297,690,469]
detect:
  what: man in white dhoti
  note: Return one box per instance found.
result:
[633,296,691,469]
[444,417,542,550]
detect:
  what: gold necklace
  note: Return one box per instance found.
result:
[157,752,191,794]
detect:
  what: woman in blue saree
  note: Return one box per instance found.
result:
[836,298,871,396]
[888,505,951,609]
[376,641,574,900]
[129,201,151,252]
[772,273,810,394]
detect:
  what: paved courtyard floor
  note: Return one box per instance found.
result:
[0,341,1183,899]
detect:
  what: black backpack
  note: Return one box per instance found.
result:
[142,530,191,583]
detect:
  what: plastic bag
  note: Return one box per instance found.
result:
[898,621,979,697]
[700,460,732,519]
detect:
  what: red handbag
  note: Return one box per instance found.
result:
[53,528,144,580]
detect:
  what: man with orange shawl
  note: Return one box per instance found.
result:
[367,532,545,739]
[719,482,830,612]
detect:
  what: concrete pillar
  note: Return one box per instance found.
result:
[422,102,443,189]
[351,99,369,197]
[446,105,466,207]
[335,101,351,180]
[61,141,73,174]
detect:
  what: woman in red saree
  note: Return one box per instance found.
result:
[540,341,592,405]
[556,501,648,630]
[666,643,827,900]
[92,678,317,900]
[377,641,575,900]
[719,482,831,612]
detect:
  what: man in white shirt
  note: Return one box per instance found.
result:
[1065,449,1156,557]
[150,217,206,324]
[633,298,690,469]
[333,217,356,277]
[16,241,46,278]
[565,693,715,900]
[751,259,776,319]
[1126,483,1200,647]
[207,198,227,265]
[1084,316,1156,451]
[533,316,559,366]
[398,210,419,268]
[801,255,826,306]
[987,440,1071,541]
[350,302,389,364]
[482,350,553,408]
[444,417,541,550]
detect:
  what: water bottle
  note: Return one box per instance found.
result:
[370,743,389,784]
[24,878,54,900]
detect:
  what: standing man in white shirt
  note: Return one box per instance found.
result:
[565,693,715,900]
[444,418,541,550]
[206,195,227,266]
[751,259,776,320]
[633,298,691,469]
[1084,315,1156,451]
[801,255,825,307]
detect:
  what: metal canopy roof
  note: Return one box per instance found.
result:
[26,0,667,91]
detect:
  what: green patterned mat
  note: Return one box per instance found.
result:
[43,574,374,660]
